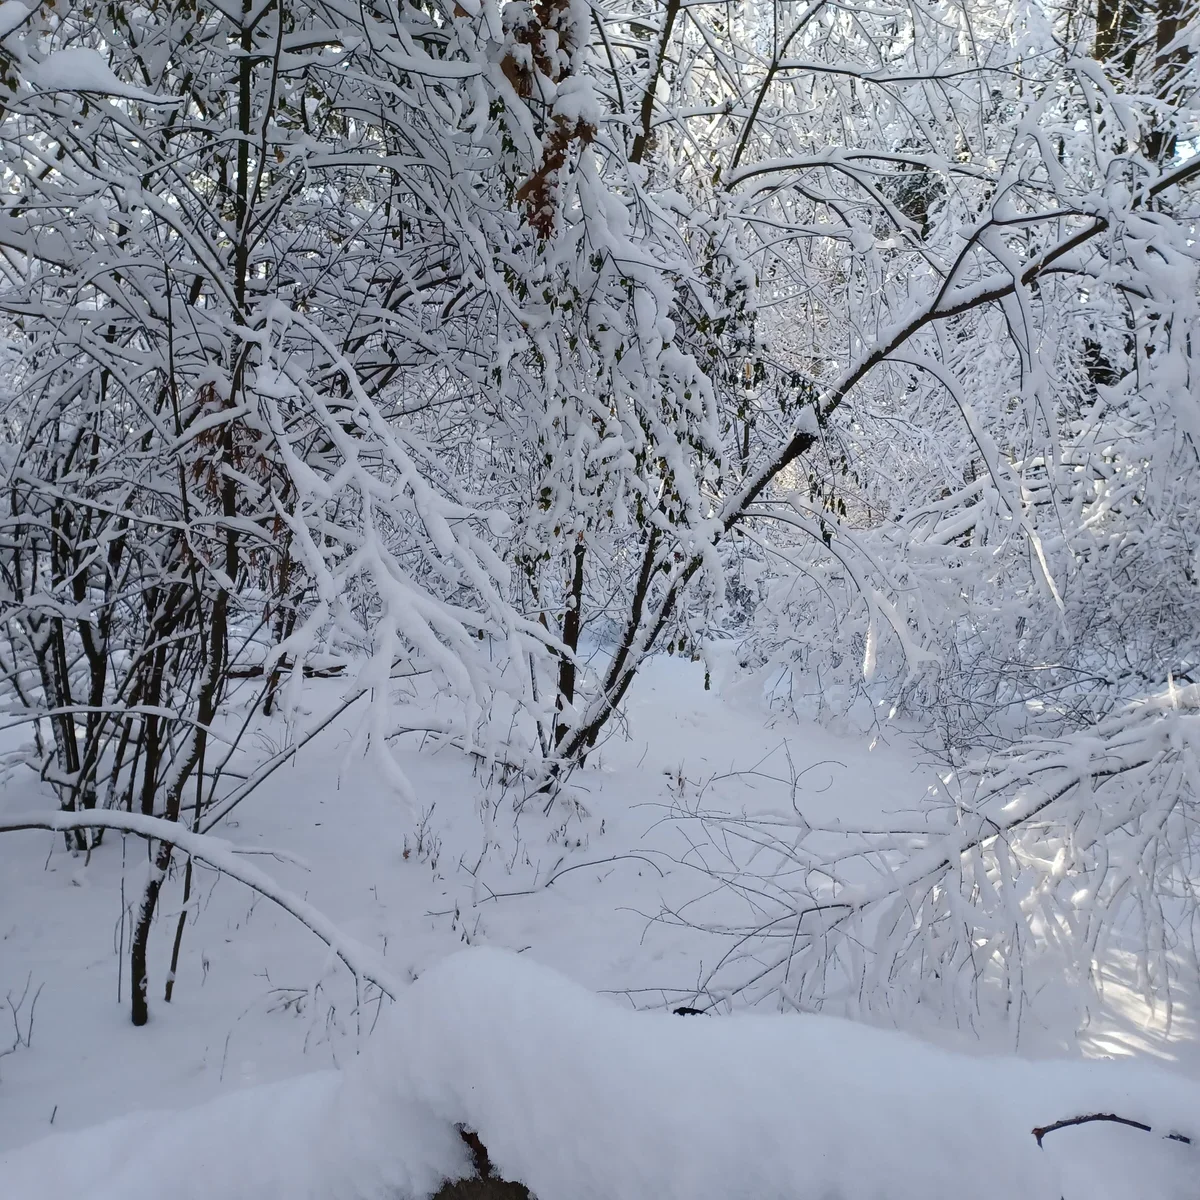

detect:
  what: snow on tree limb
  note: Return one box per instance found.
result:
[0,811,402,999]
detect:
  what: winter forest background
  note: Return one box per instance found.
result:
[1,0,1200,1194]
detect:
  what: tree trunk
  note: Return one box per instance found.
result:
[129,837,173,1027]
[554,537,587,748]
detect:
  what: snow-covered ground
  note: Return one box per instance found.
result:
[3,948,1198,1200]
[2,659,1198,1195]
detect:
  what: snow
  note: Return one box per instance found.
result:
[26,49,171,102]
[383,949,1200,1200]
[0,1069,469,1200]
[0,1,28,41]
[2,660,1199,1197]
[3,0,1200,1193]
[4,946,1198,1200]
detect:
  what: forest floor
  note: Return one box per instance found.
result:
[2,657,1198,1160]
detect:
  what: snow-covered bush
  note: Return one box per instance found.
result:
[621,0,1200,1027]
[0,0,1198,1045]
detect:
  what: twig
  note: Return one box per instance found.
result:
[1032,1112,1193,1148]
[0,973,43,1077]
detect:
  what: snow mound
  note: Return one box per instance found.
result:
[4,947,1198,1200]
[0,1069,469,1200]
[380,949,1200,1200]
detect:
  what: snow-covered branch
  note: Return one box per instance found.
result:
[0,811,401,1000]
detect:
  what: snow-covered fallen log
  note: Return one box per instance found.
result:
[2,948,1196,1200]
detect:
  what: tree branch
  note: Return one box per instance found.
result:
[0,810,401,1000]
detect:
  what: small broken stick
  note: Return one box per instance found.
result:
[1032,1112,1192,1148]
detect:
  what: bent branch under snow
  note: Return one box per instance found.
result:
[0,810,401,1000]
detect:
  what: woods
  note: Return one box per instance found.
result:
[0,0,1197,1084]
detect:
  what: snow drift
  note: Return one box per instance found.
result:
[3,948,1198,1200]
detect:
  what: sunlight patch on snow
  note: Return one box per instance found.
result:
[1077,952,1200,1072]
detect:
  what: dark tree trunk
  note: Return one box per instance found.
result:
[554,537,586,748]
[1094,0,1146,74]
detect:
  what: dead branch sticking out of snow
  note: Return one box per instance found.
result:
[1032,1113,1194,1148]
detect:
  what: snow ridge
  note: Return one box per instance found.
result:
[5,948,1199,1200]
